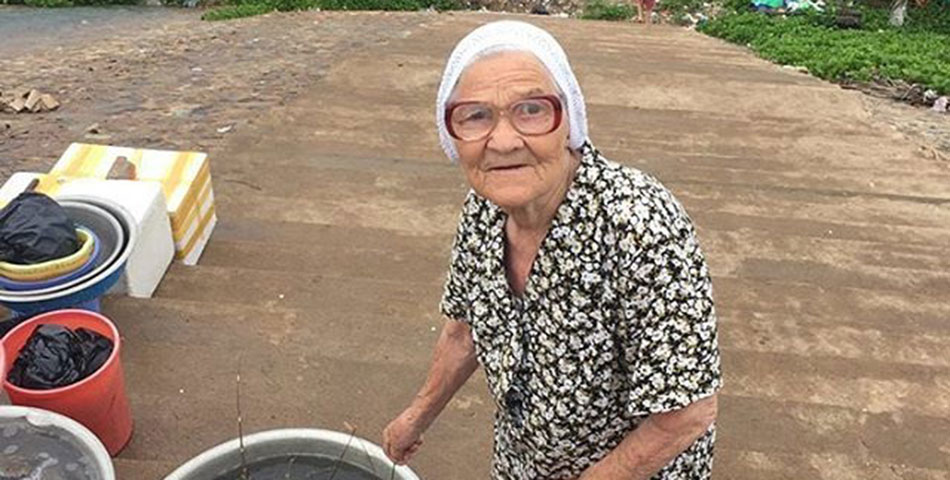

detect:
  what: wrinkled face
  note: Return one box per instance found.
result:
[448,51,573,211]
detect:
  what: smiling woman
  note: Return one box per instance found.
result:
[448,51,578,215]
[383,20,722,480]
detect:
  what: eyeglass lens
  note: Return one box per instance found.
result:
[450,97,557,140]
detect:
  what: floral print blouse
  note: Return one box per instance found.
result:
[440,142,722,479]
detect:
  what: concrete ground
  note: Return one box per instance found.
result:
[2,9,949,480]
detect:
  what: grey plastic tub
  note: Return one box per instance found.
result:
[163,429,421,480]
[0,405,115,480]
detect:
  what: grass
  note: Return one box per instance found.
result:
[698,6,950,94]
[202,2,275,19]
[202,0,465,20]
[838,1,950,35]
[14,0,137,6]
[580,0,636,20]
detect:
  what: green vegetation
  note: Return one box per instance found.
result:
[579,0,747,23]
[659,0,701,22]
[9,0,137,7]
[22,0,74,6]
[3,0,463,17]
[201,0,465,20]
[201,2,274,19]
[829,1,950,34]
[698,3,950,94]
[580,0,636,20]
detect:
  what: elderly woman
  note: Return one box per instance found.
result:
[383,21,722,480]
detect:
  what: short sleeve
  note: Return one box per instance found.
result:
[439,193,477,324]
[439,230,470,323]
[615,181,722,416]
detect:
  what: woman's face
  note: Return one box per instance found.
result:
[449,52,573,211]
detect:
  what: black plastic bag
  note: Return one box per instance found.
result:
[0,192,80,265]
[7,324,114,390]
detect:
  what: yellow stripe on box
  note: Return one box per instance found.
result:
[171,180,212,239]
[53,144,88,177]
[34,175,62,197]
[133,150,207,211]
[168,162,211,226]
[177,205,216,260]
[172,180,213,245]
[169,171,211,235]
[60,144,110,178]
[160,150,194,202]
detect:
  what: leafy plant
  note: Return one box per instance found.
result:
[21,0,139,6]
[581,0,636,20]
[23,0,73,6]
[660,0,708,22]
[201,2,277,19]
[202,0,465,21]
[699,12,950,93]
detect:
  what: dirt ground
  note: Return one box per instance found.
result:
[2,7,950,480]
[0,6,436,179]
[2,6,948,176]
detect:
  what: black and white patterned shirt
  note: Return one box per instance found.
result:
[440,143,722,480]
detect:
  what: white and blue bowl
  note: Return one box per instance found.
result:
[0,198,135,316]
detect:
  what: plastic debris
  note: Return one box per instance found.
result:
[933,96,949,113]
[7,324,114,390]
[0,192,80,265]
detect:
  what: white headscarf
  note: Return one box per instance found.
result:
[435,20,589,162]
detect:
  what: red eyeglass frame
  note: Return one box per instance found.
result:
[444,94,564,142]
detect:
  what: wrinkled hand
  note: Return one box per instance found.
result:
[383,407,426,465]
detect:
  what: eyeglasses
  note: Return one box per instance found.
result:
[444,95,563,142]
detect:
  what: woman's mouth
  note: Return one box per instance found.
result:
[489,164,528,172]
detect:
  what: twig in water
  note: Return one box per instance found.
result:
[303,466,335,479]
[326,424,357,480]
[283,456,296,480]
[236,359,250,480]
[354,435,379,478]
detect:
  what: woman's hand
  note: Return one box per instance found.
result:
[382,320,479,465]
[383,405,427,464]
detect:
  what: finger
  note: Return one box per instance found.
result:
[393,447,407,464]
[389,446,404,464]
[383,439,399,463]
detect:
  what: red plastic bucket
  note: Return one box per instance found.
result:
[0,309,133,455]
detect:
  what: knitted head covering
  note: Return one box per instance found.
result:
[435,20,589,162]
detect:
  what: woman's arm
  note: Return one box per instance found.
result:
[580,394,719,480]
[383,319,479,464]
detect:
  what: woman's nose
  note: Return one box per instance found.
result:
[486,115,524,153]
